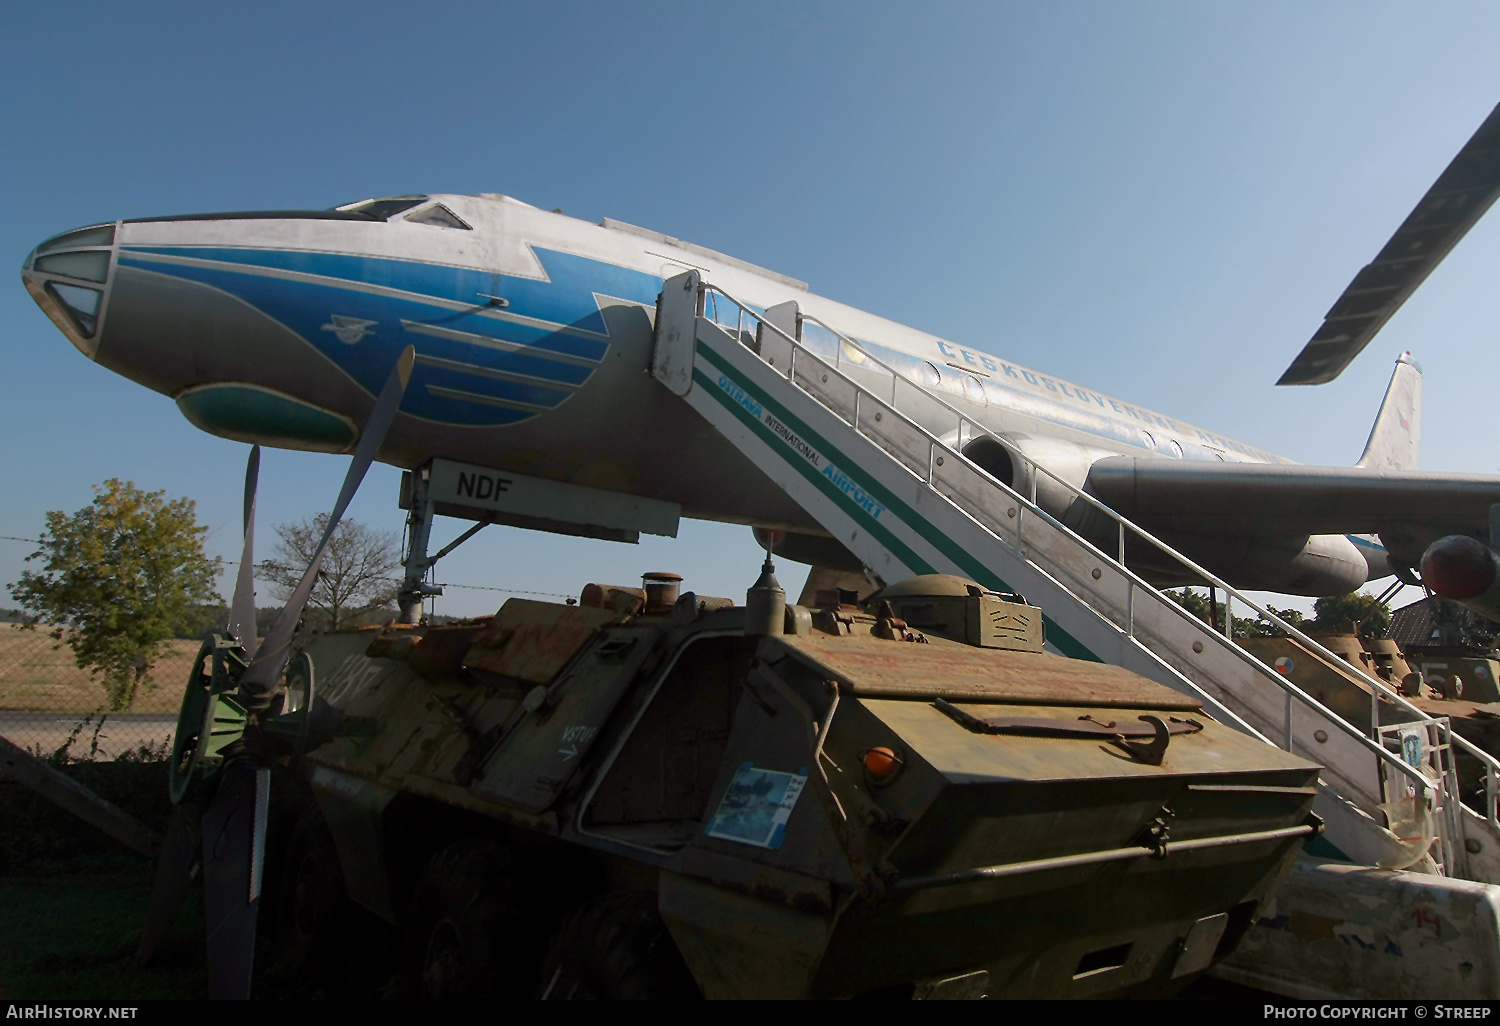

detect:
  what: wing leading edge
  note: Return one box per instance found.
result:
[1278,102,1500,386]
[1085,457,1500,566]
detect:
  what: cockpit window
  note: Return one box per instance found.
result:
[405,204,471,230]
[34,251,110,283]
[36,225,114,255]
[336,196,427,220]
[46,282,101,338]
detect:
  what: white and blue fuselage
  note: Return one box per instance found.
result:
[20,192,1382,594]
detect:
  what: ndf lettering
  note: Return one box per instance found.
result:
[456,471,512,501]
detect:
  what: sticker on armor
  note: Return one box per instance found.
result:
[705,762,808,850]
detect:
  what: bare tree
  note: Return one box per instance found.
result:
[258,516,401,631]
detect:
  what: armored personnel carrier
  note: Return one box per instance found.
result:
[165,569,1322,999]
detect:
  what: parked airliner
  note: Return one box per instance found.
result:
[19,101,1500,609]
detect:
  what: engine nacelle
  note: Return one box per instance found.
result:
[959,434,1118,522]
[1422,534,1500,623]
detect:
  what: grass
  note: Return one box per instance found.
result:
[0,762,401,1000]
[0,624,202,713]
[0,865,207,1000]
[0,759,205,999]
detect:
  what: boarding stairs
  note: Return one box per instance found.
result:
[651,269,1500,883]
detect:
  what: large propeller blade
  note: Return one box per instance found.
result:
[201,762,270,1000]
[239,345,414,703]
[135,801,202,965]
[1278,101,1500,385]
[227,445,260,659]
[135,345,415,998]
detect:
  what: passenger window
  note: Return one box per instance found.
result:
[405,204,472,230]
[961,373,986,405]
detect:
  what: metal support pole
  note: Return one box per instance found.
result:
[399,464,441,624]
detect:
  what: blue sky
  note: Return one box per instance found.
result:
[3,2,1499,618]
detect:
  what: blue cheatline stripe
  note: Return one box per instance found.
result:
[120,245,660,339]
[692,338,1098,662]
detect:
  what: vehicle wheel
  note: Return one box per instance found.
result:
[276,811,354,983]
[400,840,546,999]
[539,892,699,1000]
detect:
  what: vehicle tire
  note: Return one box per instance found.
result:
[276,811,355,983]
[400,839,547,999]
[539,892,699,1000]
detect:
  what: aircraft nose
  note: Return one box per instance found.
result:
[21,222,117,358]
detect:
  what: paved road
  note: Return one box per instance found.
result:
[0,711,175,759]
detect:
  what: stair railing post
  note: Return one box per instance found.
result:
[1482,762,1494,834]
[1284,690,1293,751]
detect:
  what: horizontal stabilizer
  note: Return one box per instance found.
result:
[1278,102,1500,385]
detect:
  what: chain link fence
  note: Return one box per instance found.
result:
[0,623,192,760]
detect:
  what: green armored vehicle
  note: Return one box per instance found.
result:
[162,569,1322,999]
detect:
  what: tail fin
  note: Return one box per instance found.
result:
[1356,352,1422,471]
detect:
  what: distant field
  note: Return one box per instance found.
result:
[0,624,200,713]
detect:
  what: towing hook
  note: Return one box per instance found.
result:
[1111,714,1171,766]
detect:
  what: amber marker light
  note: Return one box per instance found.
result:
[863,746,904,785]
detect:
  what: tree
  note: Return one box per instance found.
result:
[1165,588,1306,639]
[10,479,221,711]
[1307,592,1392,637]
[1244,605,1307,637]
[258,516,401,631]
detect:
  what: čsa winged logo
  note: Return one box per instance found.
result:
[321,315,377,345]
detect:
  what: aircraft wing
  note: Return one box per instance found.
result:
[1277,102,1500,386]
[1085,457,1500,561]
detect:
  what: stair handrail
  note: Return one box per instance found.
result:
[696,283,1498,826]
[784,300,1500,767]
